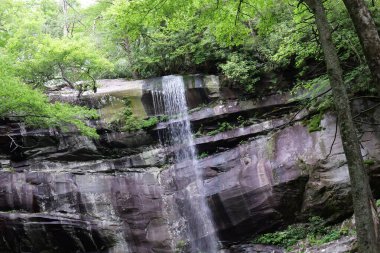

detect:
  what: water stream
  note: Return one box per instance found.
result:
[153,75,218,253]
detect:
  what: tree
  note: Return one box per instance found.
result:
[104,0,266,81]
[341,0,380,96]
[0,52,99,137]
[8,36,113,96]
[2,0,113,96]
[61,0,69,36]
[0,0,103,137]
[59,0,83,37]
[302,0,380,252]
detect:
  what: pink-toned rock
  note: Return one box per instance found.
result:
[1,96,380,252]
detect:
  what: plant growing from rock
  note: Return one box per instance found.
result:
[198,152,209,159]
[175,240,187,253]
[302,1,380,251]
[207,122,234,136]
[253,216,350,250]
[110,98,159,132]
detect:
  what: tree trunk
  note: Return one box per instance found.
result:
[303,0,380,252]
[342,0,380,96]
[61,0,69,37]
[122,38,139,79]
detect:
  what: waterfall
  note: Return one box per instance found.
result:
[153,75,218,253]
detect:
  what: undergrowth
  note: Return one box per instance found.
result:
[252,216,354,250]
[110,98,161,132]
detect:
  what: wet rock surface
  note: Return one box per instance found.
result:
[0,171,170,253]
[0,212,117,253]
[223,235,356,253]
[1,87,380,252]
[49,75,220,119]
[227,244,284,253]
[298,236,356,253]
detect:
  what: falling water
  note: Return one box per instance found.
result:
[153,75,218,253]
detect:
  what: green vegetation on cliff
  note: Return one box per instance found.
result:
[0,0,112,136]
[0,52,99,137]
[100,0,379,96]
[109,98,159,132]
[253,216,355,250]
[1,2,380,250]
[1,0,379,135]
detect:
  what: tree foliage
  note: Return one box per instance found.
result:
[2,0,113,91]
[0,0,111,137]
[1,0,380,248]
[1,0,380,133]
[0,52,99,137]
[94,0,379,95]
[10,36,112,92]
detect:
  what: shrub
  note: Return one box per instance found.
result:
[110,98,159,132]
[198,152,209,159]
[253,216,349,248]
[207,122,234,136]
[253,224,307,248]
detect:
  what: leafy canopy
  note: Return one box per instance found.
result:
[0,52,99,137]
[0,0,112,137]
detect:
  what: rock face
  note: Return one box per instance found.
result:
[49,74,220,120]
[1,77,380,252]
[298,236,356,253]
[226,244,284,253]
[0,169,171,253]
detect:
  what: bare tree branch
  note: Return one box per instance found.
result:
[353,102,380,119]
[354,120,380,126]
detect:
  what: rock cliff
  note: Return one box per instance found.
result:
[1,75,380,252]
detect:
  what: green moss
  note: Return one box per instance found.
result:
[306,114,323,133]
[198,152,209,159]
[364,159,376,166]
